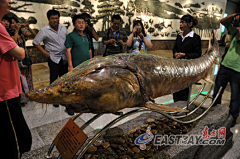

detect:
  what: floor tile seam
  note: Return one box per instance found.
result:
[31,128,46,150]
[23,112,34,129]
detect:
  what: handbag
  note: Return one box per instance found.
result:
[20,73,29,93]
[18,57,32,68]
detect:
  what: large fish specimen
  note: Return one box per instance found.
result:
[26,33,218,114]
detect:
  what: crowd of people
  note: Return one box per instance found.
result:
[1,0,240,158]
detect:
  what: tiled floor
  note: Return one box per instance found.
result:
[21,48,240,158]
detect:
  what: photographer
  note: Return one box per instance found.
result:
[126,20,152,53]
[10,17,36,43]
[102,15,128,56]
[81,13,98,58]
[213,13,240,127]
[10,17,36,106]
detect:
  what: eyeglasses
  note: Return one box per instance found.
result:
[76,21,86,24]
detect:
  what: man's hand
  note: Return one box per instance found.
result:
[109,39,115,44]
[8,46,25,60]
[68,65,73,72]
[119,40,124,45]
[43,51,50,58]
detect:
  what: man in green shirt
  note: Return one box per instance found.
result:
[213,13,240,127]
[65,14,92,71]
[64,14,92,115]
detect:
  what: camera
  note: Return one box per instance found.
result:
[115,39,122,46]
[85,19,93,27]
[20,24,25,28]
[137,28,140,32]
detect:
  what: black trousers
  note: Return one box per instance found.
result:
[173,87,189,102]
[47,58,68,84]
[213,65,240,123]
[0,96,32,159]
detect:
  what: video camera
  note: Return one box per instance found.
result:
[85,19,93,27]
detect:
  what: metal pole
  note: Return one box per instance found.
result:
[187,85,192,110]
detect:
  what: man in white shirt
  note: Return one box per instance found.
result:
[33,9,74,115]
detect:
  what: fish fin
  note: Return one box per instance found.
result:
[207,38,213,51]
[214,59,220,65]
[203,76,214,84]
[144,102,188,112]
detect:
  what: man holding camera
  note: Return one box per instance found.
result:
[81,13,98,58]
[213,13,240,127]
[102,15,128,56]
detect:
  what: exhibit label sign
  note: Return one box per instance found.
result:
[53,118,87,159]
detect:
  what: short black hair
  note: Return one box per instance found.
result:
[181,14,198,28]
[111,15,122,22]
[81,13,91,19]
[47,9,60,20]
[2,15,11,24]
[72,14,85,24]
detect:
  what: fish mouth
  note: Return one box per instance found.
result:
[26,88,91,113]
[66,103,90,113]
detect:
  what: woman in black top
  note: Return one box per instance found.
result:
[173,14,202,102]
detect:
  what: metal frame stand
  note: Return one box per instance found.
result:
[45,85,222,159]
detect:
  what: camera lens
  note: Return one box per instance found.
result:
[137,28,140,32]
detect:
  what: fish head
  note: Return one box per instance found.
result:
[26,63,143,113]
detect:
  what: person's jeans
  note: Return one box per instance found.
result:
[213,65,240,123]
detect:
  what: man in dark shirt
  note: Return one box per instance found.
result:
[102,15,128,56]
[81,13,98,58]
